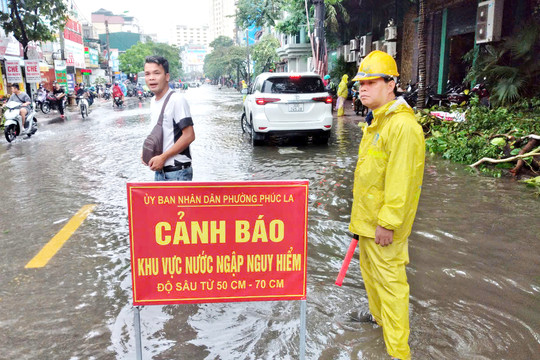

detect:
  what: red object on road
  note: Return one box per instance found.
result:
[335,238,358,286]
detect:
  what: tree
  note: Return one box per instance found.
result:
[204,37,248,82]
[251,34,280,76]
[236,0,281,29]
[416,0,427,109]
[464,19,540,106]
[209,36,235,49]
[119,41,183,80]
[0,0,69,60]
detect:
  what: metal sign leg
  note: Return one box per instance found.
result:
[300,300,306,360]
[134,306,143,360]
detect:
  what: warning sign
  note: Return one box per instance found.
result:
[127,181,309,306]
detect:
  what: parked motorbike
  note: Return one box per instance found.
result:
[425,85,451,108]
[3,101,38,142]
[33,88,48,113]
[447,84,470,106]
[352,90,367,116]
[471,82,490,107]
[41,93,66,114]
[401,82,418,108]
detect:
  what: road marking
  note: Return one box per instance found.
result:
[25,204,97,269]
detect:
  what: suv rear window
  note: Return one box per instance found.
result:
[262,77,325,94]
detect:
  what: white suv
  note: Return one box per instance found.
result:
[241,72,333,145]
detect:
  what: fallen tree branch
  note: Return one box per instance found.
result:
[469,147,540,168]
[510,137,540,176]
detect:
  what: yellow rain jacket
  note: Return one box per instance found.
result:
[349,97,425,240]
[337,74,349,98]
[349,97,424,360]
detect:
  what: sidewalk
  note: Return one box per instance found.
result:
[335,98,366,122]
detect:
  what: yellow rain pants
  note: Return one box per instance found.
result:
[358,235,410,360]
[337,74,349,116]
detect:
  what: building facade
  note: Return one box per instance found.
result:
[209,0,237,42]
[176,25,210,47]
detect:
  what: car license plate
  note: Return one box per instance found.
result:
[288,103,304,112]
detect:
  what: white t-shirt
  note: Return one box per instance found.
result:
[149,89,193,166]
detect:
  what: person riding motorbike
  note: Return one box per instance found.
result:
[112,82,124,106]
[76,83,94,107]
[8,84,32,133]
[324,76,338,111]
[52,81,66,118]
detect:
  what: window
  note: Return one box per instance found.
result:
[261,77,324,94]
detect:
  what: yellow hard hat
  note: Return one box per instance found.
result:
[352,50,399,81]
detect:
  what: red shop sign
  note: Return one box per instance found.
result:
[127,181,309,306]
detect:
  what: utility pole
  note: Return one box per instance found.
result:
[246,29,250,84]
[312,0,327,76]
[105,20,112,83]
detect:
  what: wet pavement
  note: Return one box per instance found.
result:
[0,85,538,359]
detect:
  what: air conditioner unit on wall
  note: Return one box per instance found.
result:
[356,55,363,66]
[476,0,504,44]
[382,41,397,57]
[348,52,357,63]
[372,40,384,51]
[384,26,397,41]
[349,39,359,51]
[343,44,350,54]
[359,35,372,57]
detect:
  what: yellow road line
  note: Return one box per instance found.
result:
[25,204,97,269]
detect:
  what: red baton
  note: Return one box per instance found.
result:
[335,237,358,286]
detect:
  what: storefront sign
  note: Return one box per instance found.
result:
[6,60,23,83]
[127,181,309,306]
[0,66,6,96]
[54,60,68,91]
[24,60,41,83]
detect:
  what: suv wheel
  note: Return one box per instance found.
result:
[251,126,265,146]
[313,132,330,145]
[240,113,249,133]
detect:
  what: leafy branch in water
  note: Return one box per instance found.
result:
[420,96,540,182]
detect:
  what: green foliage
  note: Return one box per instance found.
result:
[210,36,235,49]
[520,176,540,195]
[329,54,356,83]
[119,41,182,80]
[251,34,280,77]
[421,98,540,172]
[236,0,281,29]
[0,0,68,57]
[204,37,248,81]
[464,20,540,106]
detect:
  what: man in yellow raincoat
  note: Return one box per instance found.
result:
[349,50,425,360]
[336,74,349,116]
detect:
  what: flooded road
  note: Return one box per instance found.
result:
[0,86,538,359]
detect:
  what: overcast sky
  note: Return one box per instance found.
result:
[75,0,210,43]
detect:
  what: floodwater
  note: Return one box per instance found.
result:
[0,86,538,359]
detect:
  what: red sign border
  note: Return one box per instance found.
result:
[127,180,309,305]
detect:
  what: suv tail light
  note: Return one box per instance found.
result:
[255,97,280,105]
[313,96,333,104]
